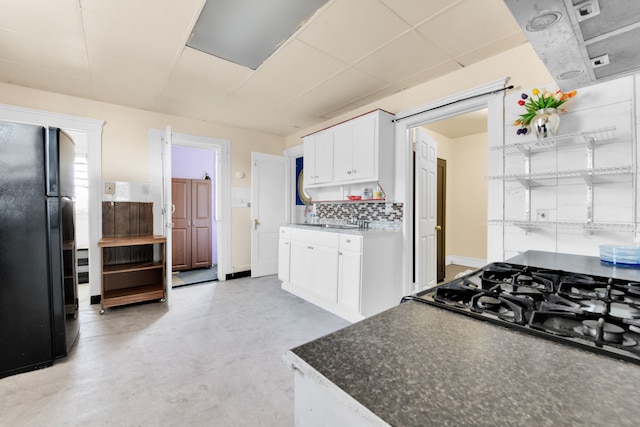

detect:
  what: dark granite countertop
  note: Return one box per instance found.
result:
[289,251,640,427]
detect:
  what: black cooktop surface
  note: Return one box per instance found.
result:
[403,262,640,365]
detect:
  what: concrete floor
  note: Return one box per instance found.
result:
[0,275,350,426]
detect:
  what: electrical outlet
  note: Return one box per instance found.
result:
[537,209,549,221]
[105,182,115,195]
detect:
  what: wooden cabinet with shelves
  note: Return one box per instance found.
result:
[98,235,166,313]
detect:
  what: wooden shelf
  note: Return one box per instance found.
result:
[99,235,166,248]
[102,285,165,308]
[102,261,163,274]
[99,232,165,314]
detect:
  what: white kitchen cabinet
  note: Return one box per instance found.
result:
[279,226,401,322]
[278,228,291,282]
[338,235,362,312]
[303,131,333,186]
[303,109,395,199]
[289,228,339,300]
[334,113,377,183]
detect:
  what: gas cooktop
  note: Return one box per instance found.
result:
[402,262,640,365]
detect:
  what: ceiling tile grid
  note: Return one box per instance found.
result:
[0,0,530,136]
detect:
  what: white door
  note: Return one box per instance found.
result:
[251,152,286,277]
[162,126,173,304]
[415,127,438,291]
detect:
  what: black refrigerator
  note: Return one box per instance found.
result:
[0,120,79,378]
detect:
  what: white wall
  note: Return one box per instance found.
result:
[489,75,638,260]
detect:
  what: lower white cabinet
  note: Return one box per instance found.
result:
[338,236,362,312]
[280,226,401,322]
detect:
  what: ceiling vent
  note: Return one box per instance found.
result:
[503,0,640,90]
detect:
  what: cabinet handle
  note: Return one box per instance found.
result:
[308,245,314,250]
[347,170,351,175]
[352,169,357,174]
[338,251,343,255]
[346,239,351,243]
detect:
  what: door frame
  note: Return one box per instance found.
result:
[395,78,507,296]
[150,129,231,282]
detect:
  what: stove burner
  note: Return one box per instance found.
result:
[477,295,501,309]
[579,318,625,344]
[595,287,625,301]
[406,261,640,365]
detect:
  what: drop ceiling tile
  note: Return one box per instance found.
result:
[0,29,89,78]
[297,0,410,64]
[81,9,187,73]
[455,32,528,67]
[0,60,92,99]
[235,39,347,106]
[81,0,204,40]
[157,48,251,113]
[417,0,522,58]
[354,30,451,84]
[379,0,463,27]
[89,54,170,95]
[0,0,85,50]
[92,82,159,110]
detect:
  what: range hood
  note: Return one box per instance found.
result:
[504,0,640,90]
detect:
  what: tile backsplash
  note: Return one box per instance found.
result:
[316,202,403,226]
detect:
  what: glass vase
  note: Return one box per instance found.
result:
[531,108,560,139]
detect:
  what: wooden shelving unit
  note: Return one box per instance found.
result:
[98,235,166,314]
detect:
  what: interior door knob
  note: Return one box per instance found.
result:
[254,218,259,230]
[435,225,442,231]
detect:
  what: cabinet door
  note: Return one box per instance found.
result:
[338,250,362,312]
[278,238,291,282]
[313,245,339,302]
[351,114,376,181]
[314,131,334,184]
[290,240,314,289]
[303,136,316,186]
[171,178,191,271]
[191,179,212,268]
[333,125,353,182]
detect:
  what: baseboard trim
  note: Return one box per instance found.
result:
[446,255,487,269]
[225,270,251,280]
[90,295,101,305]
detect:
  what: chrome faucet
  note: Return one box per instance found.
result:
[349,205,358,225]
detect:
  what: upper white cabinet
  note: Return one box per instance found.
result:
[303,109,395,198]
[303,131,334,186]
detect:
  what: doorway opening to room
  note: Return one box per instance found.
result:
[170,145,218,287]
[399,77,508,295]
[411,111,488,287]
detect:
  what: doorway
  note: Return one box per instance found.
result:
[394,77,507,295]
[171,145,218,287]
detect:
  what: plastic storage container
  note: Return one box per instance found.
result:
[599,245,640,266]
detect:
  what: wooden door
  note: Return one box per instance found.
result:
[436,158,446,282]
[171,178,191,271]
[191,179,212,268]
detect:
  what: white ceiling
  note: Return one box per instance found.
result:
[0,0,527,137]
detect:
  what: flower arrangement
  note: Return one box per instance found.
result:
[514,88,577,135]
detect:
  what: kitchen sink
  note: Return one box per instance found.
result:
[293,223,360,230]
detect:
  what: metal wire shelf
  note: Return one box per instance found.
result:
[491,126,620,156]
[488,220,635,232]
[488,165,634,183]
